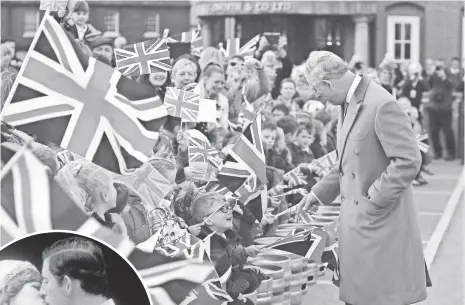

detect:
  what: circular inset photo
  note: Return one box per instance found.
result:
[0,231,151,305]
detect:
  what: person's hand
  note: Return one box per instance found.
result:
[296,192,320,216]
[270,197,280,208]
[110,213,128,237]
[233,204,243,215]
[245,58,263,70]
[184,167,205,182]
[260,212,275,225]
[188,224,203,236]
[258,35,269,51]
[245,245,261,257]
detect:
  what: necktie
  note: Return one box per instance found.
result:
[341,102,348,123]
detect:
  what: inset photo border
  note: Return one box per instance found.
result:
[0,230,151,305]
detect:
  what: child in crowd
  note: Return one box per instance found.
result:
[314,110,335,153]
[191,192,263,299]
[287,125,316,166]
[276,115,298,144]
[64,0,100,44]
[309,120,328,158]
[271,104,290,121]
[262,122,293,172]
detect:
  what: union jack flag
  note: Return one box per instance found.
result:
[40,0,68,11]
[417,133,429,153]
[321,240,340,286]
[0,144,216,305]
[311,150,339,177]
[114,38,172,77]
[0,13,167,175]
[263,228,327,262]
[188,137,220,167]
[283,167,307,188]
[181,26,203,57]
[115,161,173,207]
[219,35,260,59]
[180,234,233,304]
[164,87,201,122]
[217,113,266,193]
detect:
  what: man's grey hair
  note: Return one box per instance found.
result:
[305,51,349,86]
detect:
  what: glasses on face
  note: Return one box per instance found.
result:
[229,61,244,67]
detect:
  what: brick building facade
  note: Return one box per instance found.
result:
[191,0,464,66]
[1,0,191,51]
[1,1,464,67]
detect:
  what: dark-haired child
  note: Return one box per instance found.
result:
[64,1,100,44]
[272,104,290,121]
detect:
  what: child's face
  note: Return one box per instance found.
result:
[272,109,285,121]
[207,199,234,233]
[72,11,89,26]
[280,82,296,99]
[262,129,276,149]
[295,129,314,148]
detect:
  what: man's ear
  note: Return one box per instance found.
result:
[322,79,333,89]
[62,275,73,297]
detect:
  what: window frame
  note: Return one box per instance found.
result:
[102,10,120,38]
[23,10,40,38]
[387,15,420,63]
[143,13,161,39]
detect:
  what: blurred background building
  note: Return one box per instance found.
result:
[1,0,464,66]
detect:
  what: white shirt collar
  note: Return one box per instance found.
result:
[346,74,362,104]
[101,299,115,305]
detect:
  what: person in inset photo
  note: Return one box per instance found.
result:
[0,232,151,305]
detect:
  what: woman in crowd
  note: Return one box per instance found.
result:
[0,260,45,305]
[272,78,298,109]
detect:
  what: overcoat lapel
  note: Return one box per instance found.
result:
[337,76,371,165]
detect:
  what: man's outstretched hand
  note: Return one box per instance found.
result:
[295,192,320,218]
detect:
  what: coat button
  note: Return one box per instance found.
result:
[340,171,344,177]
[354,149,359,155]
[354,200,358,205]
[351,173,355,179]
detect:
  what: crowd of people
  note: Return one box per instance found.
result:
[0,0,464,304]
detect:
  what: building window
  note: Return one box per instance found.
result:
[23,10,40,38]
[103,10,120,38]
[387,16,420,63]
[143,14,160,39]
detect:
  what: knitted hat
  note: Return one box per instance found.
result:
[0,260,42,304]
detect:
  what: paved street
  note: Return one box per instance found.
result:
[303,159,464,305]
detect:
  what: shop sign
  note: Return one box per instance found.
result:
[208,1,292,14]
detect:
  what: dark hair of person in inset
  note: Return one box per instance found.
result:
[42,237,110,297]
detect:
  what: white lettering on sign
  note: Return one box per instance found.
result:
[208,2,292,14]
